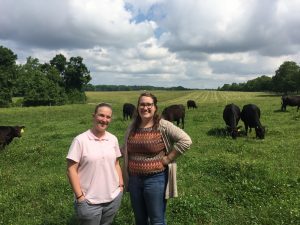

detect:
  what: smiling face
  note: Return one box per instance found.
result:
[138,96,157,122]
[92,106,112,135]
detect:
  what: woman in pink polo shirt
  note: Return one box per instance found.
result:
[67,103,123,225]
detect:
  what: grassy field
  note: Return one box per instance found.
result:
[0,90,299,225]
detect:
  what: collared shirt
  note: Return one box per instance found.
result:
[67,129,121,204]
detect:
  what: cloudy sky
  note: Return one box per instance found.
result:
[1,0,300,89]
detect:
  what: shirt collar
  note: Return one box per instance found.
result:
[87,129,109,141]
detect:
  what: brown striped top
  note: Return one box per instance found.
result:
[127,127,166,175]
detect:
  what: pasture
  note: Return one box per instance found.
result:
[0,90,299,225]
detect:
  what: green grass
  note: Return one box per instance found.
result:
[0,91,299,225]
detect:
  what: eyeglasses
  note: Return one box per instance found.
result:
[139,103,154,108]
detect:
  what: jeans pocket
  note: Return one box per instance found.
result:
[75,200,93,219]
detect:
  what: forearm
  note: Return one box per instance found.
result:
[162,119,192,154]
[67,161,83,198]
[115,160,124,186]
[162,149,181,166]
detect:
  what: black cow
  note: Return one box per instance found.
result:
[223,103,241,139]
[162,104,185,129]
[123,103,136,120]
[187,100,197,109]
[0,126,25,149]
[281,95,300,112]
[241,104,265,139]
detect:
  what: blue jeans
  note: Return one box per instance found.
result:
[129,170,168,225]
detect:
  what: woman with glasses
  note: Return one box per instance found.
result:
[122,92,192,225]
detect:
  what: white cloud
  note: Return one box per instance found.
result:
[1,0,300,89]
[0,0,155,49]
[136,38,169,59]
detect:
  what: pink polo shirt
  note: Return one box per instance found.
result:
[66,129,121,204]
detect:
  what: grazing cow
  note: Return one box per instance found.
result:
[187,100,197,109]
[162,104,185,129]
[281,95,300,112]
[241,104,265,139]
[0,126,25,149]
[123,103,136,120]
[223,103,241,139]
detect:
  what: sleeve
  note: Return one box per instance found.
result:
[114,136,122,158]
[121,123,133,156]
[164,120,192,154]
[66,138,82,163]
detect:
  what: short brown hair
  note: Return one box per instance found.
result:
[94,103,112,114]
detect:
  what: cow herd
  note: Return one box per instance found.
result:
[123,99,266,140]
[223,103,265,139]
[1,95,299,150]
[222,95,300,139]
[123,95,300,140]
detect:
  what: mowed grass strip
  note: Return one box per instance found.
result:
[0,91,299,225]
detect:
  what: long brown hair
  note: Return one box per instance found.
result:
[132,92,161,131]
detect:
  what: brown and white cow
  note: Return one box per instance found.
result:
[0,126,25,149]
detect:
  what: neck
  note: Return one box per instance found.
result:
[140,118,154,128]
[91,128,105,138]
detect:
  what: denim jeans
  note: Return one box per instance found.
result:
[129,170,168,225]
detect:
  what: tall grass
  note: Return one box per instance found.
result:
[0,91,299,225]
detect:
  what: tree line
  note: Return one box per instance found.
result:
[218,61,300,94]
[85,84,190,91]
[0,45,193,107]
[0,45,91,107]
[1,44,299,107]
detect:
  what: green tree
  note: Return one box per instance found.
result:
[293,68,300,93]
[40,62,65,87]
[272,61,300,94]
[0,46,17,107]
[0,46,17,67]
[230,83,240,91]
[14,57,39,96]
[219,84,231,91]
[243,75,272,92]
[49,54,91,103]
[50,54,67,75]
[64,56,91,91]
[23,72,66,106]
[257,75,272,91]
[21,57,67,106]
[1,48,92,106]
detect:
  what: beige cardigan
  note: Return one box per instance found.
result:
[122,119,192,199]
